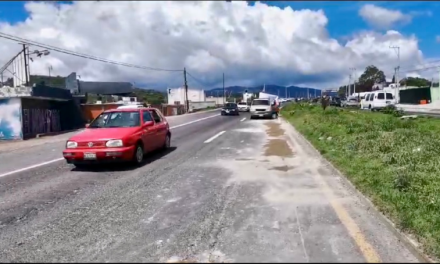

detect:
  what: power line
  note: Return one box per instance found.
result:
[186,71,226,92]
[186,71,209,87]
[399,59,440,71]
[0,31,183,72]
[399,64,440,74]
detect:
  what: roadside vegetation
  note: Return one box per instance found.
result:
[282,102,440,260]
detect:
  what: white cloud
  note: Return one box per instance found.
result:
[359,4,412,29]
[0,1,427,89]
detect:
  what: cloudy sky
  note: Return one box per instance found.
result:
[0,1,438,90]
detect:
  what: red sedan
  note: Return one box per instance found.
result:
[63,107,171,168]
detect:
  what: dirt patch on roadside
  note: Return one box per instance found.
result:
[265,122,285,137]
[269,165,294,172]
[264,139,294,158]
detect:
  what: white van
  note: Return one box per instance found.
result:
[360,91,395,111]
[250,99,278,119]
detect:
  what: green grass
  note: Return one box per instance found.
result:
[282,103,440,259]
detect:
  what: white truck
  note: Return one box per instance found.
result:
[249,99,279,119]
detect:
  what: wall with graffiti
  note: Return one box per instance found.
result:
[0,94,85,140]
[0,98,23,140]
[20,98,62,139]
[21,108,61,139]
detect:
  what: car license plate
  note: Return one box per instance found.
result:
[259,114,264,117]
[84,153,96,160]
[386,101,391,104]
[226,110,229,113]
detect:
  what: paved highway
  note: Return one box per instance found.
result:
[0,110,422,262]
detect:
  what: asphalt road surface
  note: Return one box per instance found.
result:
[0,110,422,262]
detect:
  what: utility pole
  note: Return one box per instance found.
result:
[22,44,29,86]
[48,65,53,77]
[348,73,352,98]
[349,67,357,99]
[349,68,356,94]
[183,67,189,113]
[223,73,225,105]
[390,45,400,103]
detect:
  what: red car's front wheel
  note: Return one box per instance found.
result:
[132,144,144,165]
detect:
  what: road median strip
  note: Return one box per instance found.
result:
[281,103,439,262]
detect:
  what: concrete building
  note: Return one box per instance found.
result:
[0,84,79,140]
[166,87,218,112]
[0,70,139,140]
[243,92,253,103]
[206,96,226,105]
[167,87,206,105]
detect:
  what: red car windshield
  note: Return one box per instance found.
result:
[89,111,141,128]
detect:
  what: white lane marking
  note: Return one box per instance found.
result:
[204,131,226,143]
[169,114,220,129]
[165,108,220,119]
[0,113,222,178]
[240,118,246,122]
[0,158,64,178]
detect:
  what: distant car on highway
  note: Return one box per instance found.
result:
[237,102,250,112]
[62,107,171,168]
[330,97,342,107]
[250,99,279,119]
[342,98,360,108]
[221,103,240,116]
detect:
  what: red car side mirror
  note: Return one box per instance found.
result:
[143,121,154,128]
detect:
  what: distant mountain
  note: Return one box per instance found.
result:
[205,84,321,98]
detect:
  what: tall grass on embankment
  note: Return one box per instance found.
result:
[282,103,440,259]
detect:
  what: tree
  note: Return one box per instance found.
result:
[358,65,386,89]
[131,88,165,105]
[338,86,346,97]
[399,77,431,87]
[30,75,66,88]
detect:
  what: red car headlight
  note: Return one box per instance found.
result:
[66,141,78,149]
